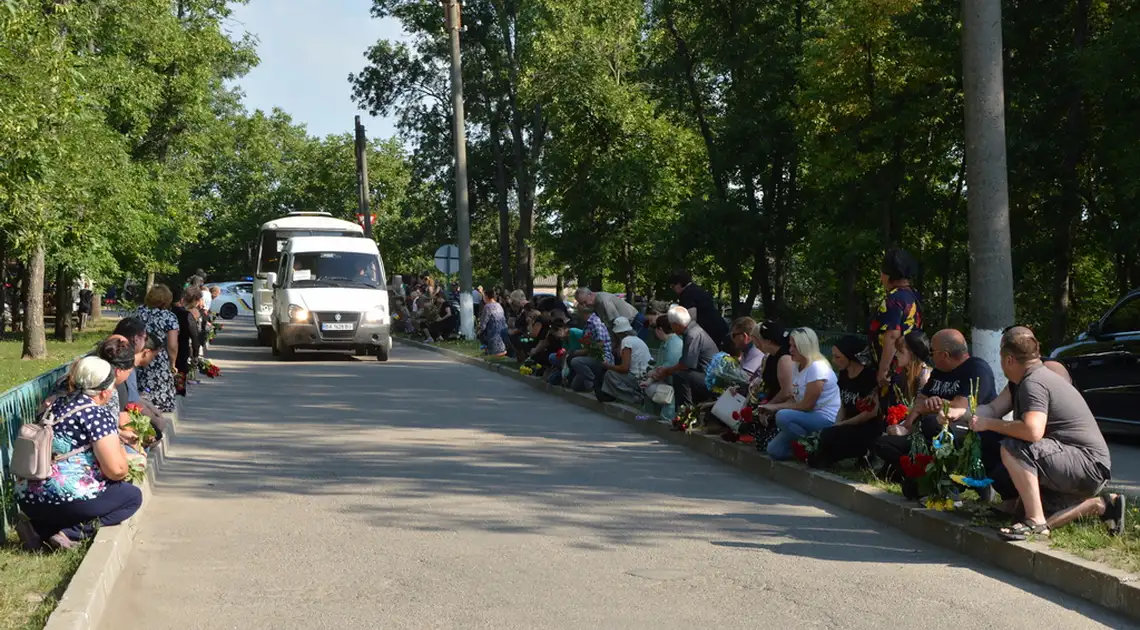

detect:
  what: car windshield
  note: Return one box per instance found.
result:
[289,252,384,288]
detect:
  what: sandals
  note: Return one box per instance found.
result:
[999,520,1050,541]
[1102,494,1127,537]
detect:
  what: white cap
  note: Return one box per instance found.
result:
[612,316,633,334]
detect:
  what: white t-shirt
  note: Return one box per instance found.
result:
[620,336,652,379]
[201,291,213,313]
[793,359,841,421]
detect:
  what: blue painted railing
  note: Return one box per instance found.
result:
[0,362,71,539]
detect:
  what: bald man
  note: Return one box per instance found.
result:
[872,329,1000,489]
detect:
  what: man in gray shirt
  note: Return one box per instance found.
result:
[970,327,1123,540]
[574,288,647,338]
[650,306,718,408]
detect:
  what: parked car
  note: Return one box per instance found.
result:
[206,281,255,320]
[1051,289,1140,433]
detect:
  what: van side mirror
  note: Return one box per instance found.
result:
[1087,321,1101,338]
[266,272,278,288]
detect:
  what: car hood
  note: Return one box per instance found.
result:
[289,287,388,313]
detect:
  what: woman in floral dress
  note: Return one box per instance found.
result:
[476,287,508,357]
[134,285,180,412]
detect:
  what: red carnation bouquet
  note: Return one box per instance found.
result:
[885,404,908,426]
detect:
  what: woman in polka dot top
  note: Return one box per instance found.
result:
[15,357,143,551]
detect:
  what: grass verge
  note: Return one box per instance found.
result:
[0,318,121,392]
[0,533,89,630]
[404,333,1140,574]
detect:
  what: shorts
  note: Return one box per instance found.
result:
[1002,437,1109,510]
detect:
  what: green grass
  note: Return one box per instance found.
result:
[0,533,89,630]
[0,318,121,393]
[1050,494,1140,573]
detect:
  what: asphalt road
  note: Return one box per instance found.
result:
[101,321,1128,629]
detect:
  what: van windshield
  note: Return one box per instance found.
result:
[289,252,385,289]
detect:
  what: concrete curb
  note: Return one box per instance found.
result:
[399,336,1140,621]
[42,407,181,630]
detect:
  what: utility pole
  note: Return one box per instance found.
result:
[962,0,1015,389]
[354,115,374,239]
[443,0,475,339]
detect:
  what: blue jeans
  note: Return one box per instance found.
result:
[767,409,836,460]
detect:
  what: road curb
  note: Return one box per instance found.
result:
[399,336,1140,621]
[42,407,181,630]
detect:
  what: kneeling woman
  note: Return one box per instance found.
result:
[761,328,842,460]
[16,357,141,550]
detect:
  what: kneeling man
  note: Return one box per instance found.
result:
[969,327,1123,540]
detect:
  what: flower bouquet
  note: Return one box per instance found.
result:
[952,378,992,489]
[124,403,158,449]
[579,333,606,361]
[198,357,221,379]
[126,457,147,485]
[792,433,820,463]
[671,405,700,432]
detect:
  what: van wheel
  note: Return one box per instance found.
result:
[258,327,273,346]
[276,333,295,360]
[376,344,389,362]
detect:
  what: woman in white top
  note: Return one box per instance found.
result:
[600,316,653,404]
[760,327,842,460]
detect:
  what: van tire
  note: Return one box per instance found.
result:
[258,327,274,346]
[276,333,295,360]
[376,344,389,362]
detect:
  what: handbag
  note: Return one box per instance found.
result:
[646,382,674,405]
[711,390,748,430]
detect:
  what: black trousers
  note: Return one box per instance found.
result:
[428,317,456,339]
[21,481,142,541]
[673,369,711,408]
[816,419,886,466]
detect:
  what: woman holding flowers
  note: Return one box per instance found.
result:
[761,328,843,460]
[814,336,881,466]
[15,357,141,551]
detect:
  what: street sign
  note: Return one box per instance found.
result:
[355,213,377,227]
[434,244,460,275]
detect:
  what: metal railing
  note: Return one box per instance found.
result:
[0,362,71,538]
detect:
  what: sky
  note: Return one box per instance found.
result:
[224,0,406,140]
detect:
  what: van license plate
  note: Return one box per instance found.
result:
[321,323,354,331]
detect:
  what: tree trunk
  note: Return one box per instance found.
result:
[146,270,155,295]
[1050,0,1090,347]
[962,0,1016,388]
[662,0,727,203]
[14,260,25,333]
[54,266,73,342]
[0,234,6,336]
[491,107,514,290]
[22,245,47,359]
[91,290,102,321]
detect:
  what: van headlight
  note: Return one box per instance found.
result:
[288,304,310,322]
[364,305,387,323]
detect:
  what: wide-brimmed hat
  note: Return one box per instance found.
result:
[612,316,633,334]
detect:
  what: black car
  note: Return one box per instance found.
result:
[1051,289,1140,432]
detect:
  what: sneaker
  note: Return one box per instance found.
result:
[15,517,41,551]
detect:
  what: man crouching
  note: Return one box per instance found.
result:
[969,326,1123,541]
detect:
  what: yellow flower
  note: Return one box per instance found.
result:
[925,497,954,511]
